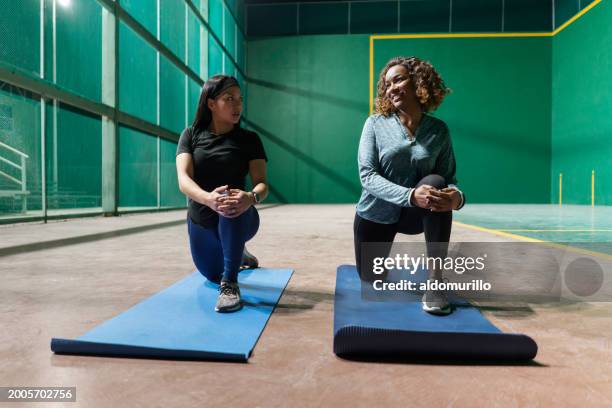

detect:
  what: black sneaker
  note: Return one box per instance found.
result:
[240,247,259,270]
[215,282,242,313]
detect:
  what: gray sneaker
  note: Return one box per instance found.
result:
[215,282,242,313]
[422,285,451,315]
[241,247,259,270]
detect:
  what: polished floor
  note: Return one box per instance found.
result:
[1,205,611,407]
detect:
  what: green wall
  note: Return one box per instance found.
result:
[552,0,611,205]
[246,36,368,203]
[247,35,552,204]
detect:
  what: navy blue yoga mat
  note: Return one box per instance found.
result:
[51,268,293,362]
[333,265,537,361]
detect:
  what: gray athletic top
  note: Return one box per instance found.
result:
[356,112,461,224]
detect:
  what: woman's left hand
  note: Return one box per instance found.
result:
[217,189,254,218]
[426,188,462,212]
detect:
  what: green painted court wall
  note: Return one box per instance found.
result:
[247,35,552,204]
[552,0,611,205]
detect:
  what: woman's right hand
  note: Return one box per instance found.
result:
[203,185,229,213]
[411,184,435,209]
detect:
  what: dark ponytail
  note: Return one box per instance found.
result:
[192,75,240,134]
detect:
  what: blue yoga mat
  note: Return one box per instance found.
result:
[333,265,537,361]
[51,268,293,362]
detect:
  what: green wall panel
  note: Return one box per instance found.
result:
[552,0,611,205]
[160,57,186,134]
[224,55,235,76]
[47,103,102,209]
[160,138,185,207]
[187,7,202,76]
[118,126,157,207]
[161,0,185,62]
[247,34,552,204]
[237,31,245,69]
[224,5,236,60]
[43,0,53,80]
[209,0,223,38]
[247,36,368,203]
[120,0,157,35]
[188,79,201,125]
[0,0,40,76]
[119,22,157,124]
[225,0,237,16]
[208,36,223,76]
[56,0,102,101]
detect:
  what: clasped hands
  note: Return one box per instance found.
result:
[411,184,462,212]
[205,185,255,218]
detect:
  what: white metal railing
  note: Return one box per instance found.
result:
[0,140,29,212]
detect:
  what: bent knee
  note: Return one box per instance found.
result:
[419,174,447,190]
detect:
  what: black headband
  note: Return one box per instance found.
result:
[209,77,240,99]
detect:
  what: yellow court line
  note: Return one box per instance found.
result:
[371,32,552,40]
[553,0,603,36]
[499,229,612,233]
[368,0,604,113]
[453,221,612,261]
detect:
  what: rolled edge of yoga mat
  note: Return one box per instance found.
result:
[333,326,538,361]
[50,338,248,362]
[333,265,539,362]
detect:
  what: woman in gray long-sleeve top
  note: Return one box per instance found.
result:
[354,56,465,315]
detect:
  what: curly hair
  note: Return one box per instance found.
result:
[375,56,451,115]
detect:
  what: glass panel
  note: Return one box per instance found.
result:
[118,126,157,208]
[237,31,245,73]
[160,138,185,207]
[46,103,102,211]
[188,79,202,126]
[56,0,102,101]
[208,0,223,38]
[224,55,235,76]
[224,5,235,60]
[0,82,42,218]
[120,0,157,35]
[160,56,186,134]
[0,0,40,76]
[208,36,223,77]
[187,6,201,75]
[160,0,185,62]
[119,21,157,124]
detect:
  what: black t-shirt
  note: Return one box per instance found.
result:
[176,125,268,227]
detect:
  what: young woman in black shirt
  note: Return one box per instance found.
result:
[176,75,268,313]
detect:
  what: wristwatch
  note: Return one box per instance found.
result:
[251,191,261,204]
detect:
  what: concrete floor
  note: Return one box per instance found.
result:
[1,205,612,407]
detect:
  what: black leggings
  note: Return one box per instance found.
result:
[353,174,453,281]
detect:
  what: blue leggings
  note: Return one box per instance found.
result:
[187,206,260,284]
